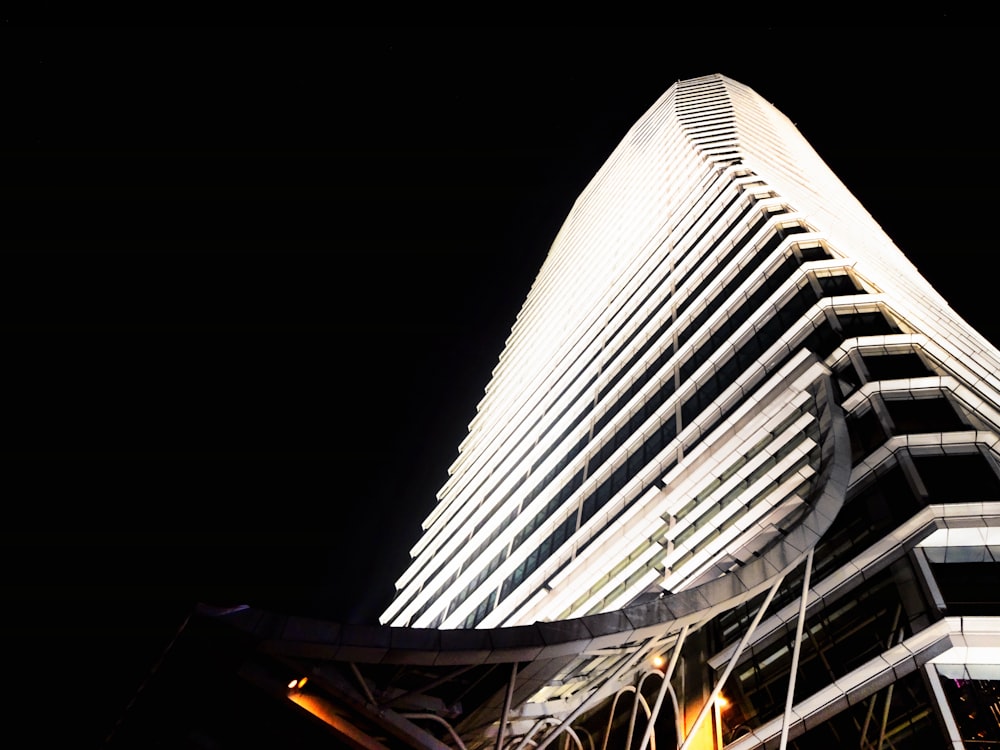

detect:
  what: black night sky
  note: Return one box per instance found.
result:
[3,24,998,747]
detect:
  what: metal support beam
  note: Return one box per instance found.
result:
[350,662,379,707]
[523,638,664,750]
[562,726,585,750]
[600,686,636,750]
[678,568,788,750]
[496,662,519,750]
[875,683,894,750]
[638,624,690,750]
[922,663,964,748]
[401,713,469,750]
[624,675,646,750]
[779,548,813,750]
[385,663,480,709]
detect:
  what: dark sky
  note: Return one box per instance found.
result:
[3,24,998,747]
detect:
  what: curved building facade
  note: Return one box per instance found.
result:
[174,75,1000,750]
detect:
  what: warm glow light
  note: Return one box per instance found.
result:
[716,694,729,709]
[651,654,666,669]
[288,676,308,690]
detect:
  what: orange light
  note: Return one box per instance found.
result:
[651,654,666,670]
[716,694,729,709]
[288,676,309,690]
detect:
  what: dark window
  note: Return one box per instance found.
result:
[862,352,933,381]
[938,673,1000,745]
[784,671,946,749]
[912,452,1000,504]
[816,274,860,296]
[797,245,830,262]
[845,408,889,465]
[885,398,967,436]
[721,564,930,738]
[836,311,896,338]
[835,359,863,390]
[802,320,841,359]
[930,561,1000,616]
[811,464,921,583]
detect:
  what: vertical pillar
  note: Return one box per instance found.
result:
[495,662,519,750]
[679,569,786,750]
[779,548,814,750]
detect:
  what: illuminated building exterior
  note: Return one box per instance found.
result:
[141,74,1000,749]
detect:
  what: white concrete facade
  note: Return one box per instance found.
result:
[375,75,1000,748]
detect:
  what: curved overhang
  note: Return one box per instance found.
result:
[199,365,852,749]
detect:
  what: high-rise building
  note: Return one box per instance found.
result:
[121,74,1000,749]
